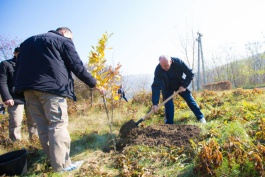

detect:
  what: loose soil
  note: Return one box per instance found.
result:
[113,120,201,151]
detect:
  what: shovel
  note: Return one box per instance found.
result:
[119,90,180,138]
[135,90,180,125]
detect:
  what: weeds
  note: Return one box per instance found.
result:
[1,88,265,176]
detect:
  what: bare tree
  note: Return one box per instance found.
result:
[177,24,197,91]
[0,35,21,61]
[245,41,264,86]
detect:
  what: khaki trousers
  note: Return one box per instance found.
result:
[8,104,37,140]
[24,90,71,171]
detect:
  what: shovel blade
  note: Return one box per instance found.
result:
[119,119,138,138]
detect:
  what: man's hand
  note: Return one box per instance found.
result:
[94,87,106,95]
[4,99,14,106]
[152,105,158,113]
[179,86,186,93]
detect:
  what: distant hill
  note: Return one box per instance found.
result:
[123,74,154,99]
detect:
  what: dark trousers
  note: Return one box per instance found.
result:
[164,89,204,124]
[122,96,128,102]
[120,93,128,102]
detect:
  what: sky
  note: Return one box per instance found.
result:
[1,0,265,76]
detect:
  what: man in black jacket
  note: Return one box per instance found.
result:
[0,47,37,141]
[118,85,128,102]
[151,55,206,124]
[15,27,101,172]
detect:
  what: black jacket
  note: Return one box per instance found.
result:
[0,57,25,104]
[15,30,96,100]
[151,57,194,105]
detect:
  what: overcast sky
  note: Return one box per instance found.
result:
[1,0,265,75]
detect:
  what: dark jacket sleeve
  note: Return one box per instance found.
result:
[62,40,97,88]
[178,59,194,88]
[151,66,162,105]
[0,62,12,102]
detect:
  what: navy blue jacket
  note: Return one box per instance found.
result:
[0,57,25,104]
[15,30,96,100]
[151,57,194,105]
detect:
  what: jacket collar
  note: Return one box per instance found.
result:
[48,30,64,37]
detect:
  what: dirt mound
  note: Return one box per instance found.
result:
[115,124,201,151]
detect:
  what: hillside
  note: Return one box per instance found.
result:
[201,53,265,89]
[123,74,153,99]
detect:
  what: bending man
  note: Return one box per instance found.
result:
[151,55,206,124]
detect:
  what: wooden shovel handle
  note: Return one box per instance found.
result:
[142,90,180,121]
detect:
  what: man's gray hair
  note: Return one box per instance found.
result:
[159,55,171,61]
[56,27,72,33]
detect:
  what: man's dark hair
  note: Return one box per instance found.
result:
[14,47,20,53]
[56,27,72,33]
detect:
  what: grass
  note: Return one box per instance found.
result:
[1,88,265,176]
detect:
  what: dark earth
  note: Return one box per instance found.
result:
[113,119,201,151]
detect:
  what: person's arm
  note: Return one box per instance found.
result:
[62,39,97,88]
[0,62,14,106]
[151,67,162,112]
[179,59,194,88]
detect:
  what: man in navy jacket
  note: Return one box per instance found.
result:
[151,55,206,124]
[15,27,101,172]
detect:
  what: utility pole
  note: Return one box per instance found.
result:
[196,32,206,90]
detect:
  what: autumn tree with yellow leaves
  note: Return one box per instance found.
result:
[88,32,121,101]
[88,32,122,151]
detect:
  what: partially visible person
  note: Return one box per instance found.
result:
[15,27,103,172]
[0,103,5,114]
[0,47,37,141]
[118,85,128,102]
[151,55,206,124]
